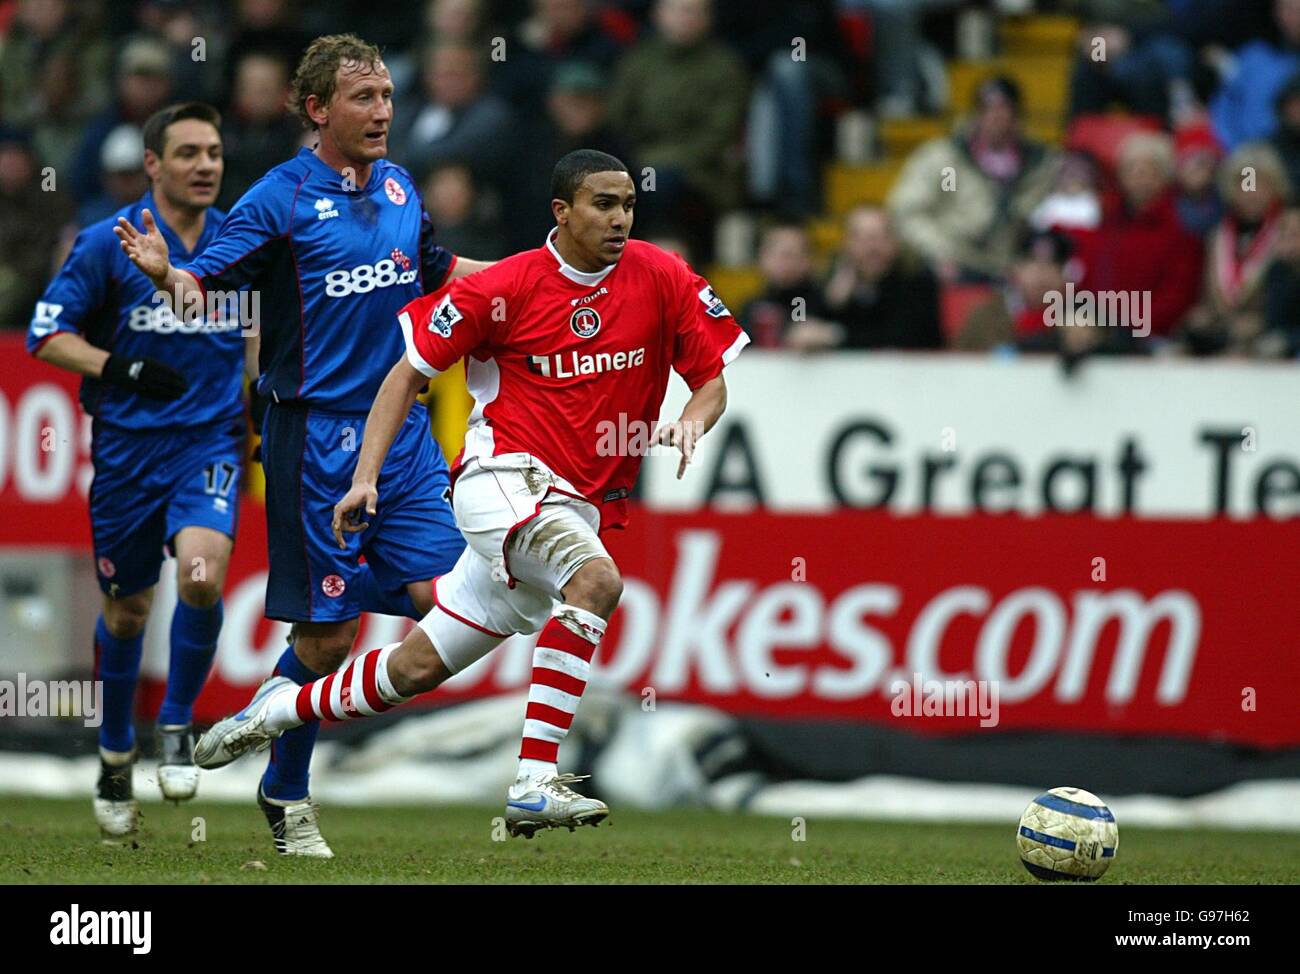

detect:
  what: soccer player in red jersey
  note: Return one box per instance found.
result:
[195,149,748,836]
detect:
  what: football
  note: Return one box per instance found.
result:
[1017,787,1119,881]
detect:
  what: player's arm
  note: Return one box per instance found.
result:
[116,182,283,324]
[29,228,188,400]
[33,332,187,400]
[448,257,493,279]
[112,208,204,316]
[331,270,504,542]
[331,358,428,547]
[656,374,728,480]
[660,262,749,478]
[418,205,493,289]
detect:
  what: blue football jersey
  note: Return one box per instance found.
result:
[185,148,455,412]
[26,192,243,430]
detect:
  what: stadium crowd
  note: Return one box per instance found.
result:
[2,0,1300,359]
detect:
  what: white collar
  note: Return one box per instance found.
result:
[545,228,616,286]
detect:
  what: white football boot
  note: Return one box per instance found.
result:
[193,675,294,769]
[505,771,609,838]
[258,787,334,858]
[156,724,199,801]
[94,751,139,844]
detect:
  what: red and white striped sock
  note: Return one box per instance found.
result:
[265,643,409,730]
[517,604,605,781]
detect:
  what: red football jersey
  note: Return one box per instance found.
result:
[398,231,748,529]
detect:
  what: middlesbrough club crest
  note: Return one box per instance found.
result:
[97,557,116,578]
[384,177,406,205]
[570,307,601,338]
[322,574,346,598]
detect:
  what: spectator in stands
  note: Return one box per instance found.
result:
[217,52,301,211]
[741,221,834,349]
[888,76,1058,282]
[222,0,311,105]
[30,48,94,179]
[1030,149,1102,233]
[1174,123,1224,238]
[1269,72,1300,194]
[135,0,224,104]
[726,0,857,216]
[608,0,748,253]
[68,37,174,204]
[422,163,505,261]
[1067,0,1193,121]
[390,40,515,186]
[0,0,111,130]
[510,61,632,251]
[1210,0,1300,150]
[840,0,958,118]
[822,205,942,350]
[1183,143,1291,355]
[77,124,150,228]
[957,228,1077,353]
[1072,131,1203,347]
[424,0,487,43]
[492,0,627,114]
[0,128,71,332]
[1260,205,1300,356]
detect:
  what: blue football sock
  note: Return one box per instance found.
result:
[355,563,421,620]
[157,599,223,727]
[260,644,324,802]
[95,615,143,754]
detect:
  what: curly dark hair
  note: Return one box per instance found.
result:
[289,33,385,131]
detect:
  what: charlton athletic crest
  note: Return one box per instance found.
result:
[570,307,601,338]
[384,177,407,205]
[322,574,346,598]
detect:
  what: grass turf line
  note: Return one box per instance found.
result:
[1,797,1295,884]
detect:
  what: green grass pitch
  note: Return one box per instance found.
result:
[1,797,1295,884]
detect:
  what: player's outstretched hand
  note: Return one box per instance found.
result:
[113,208,171,284]
[332,483,378,548]
[656,420,698,480]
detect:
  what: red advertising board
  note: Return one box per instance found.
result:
[4,335,1298,748]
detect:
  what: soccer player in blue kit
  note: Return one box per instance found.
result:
[29,103,241,843]
[115,35,483,857]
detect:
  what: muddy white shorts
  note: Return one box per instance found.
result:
[417,455,611,673]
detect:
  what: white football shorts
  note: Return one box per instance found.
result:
[417,455,611,674]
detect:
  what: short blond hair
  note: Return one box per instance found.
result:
[1118,132,1175,180]
[289,33,384,130]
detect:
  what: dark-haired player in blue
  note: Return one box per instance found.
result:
[29,102,243,843]
[116,35,480,857]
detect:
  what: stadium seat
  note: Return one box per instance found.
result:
[1066,113,1164,175]
[940,283,996,343]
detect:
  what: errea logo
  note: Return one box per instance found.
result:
[315,197,339,220]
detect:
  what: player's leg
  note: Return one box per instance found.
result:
[502,503,620,835]
[155,526,233,800]
[193,543,532,757]
[251,402,368,856]
[354,399,465,621]
[94,587,154,842]
[88,426,171,842]
[155,424,243,800]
